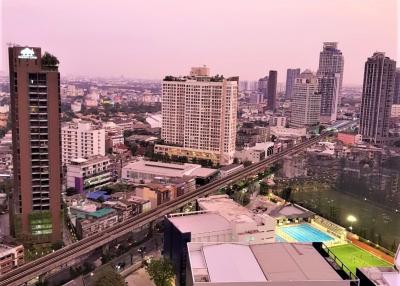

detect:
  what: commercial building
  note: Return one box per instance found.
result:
[267,70,278,111]
[236,123,270,148]
[164,193,276,286]
[317,42,344,124]
[270,116,287,127]
[66,156,112,193]
[394,68,400,104]
[360,52,396,144]
[0,242,24,275]
[186,242,356,286]
[9,46,62,243]
[61,121,106,164]
[156,67,238,165]
[235,142,274,163]
[197,195,276,244]
[290,70,322,128]
[135,184,175,209]
[337,132,362,145]
[285,68,301,99]
[219,164,244,178]
[75,208,118,239]
[122,160,218,184]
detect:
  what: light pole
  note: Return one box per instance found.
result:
[347,215,357,232]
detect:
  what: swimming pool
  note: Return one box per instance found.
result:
[279,223,334,243]
[275,235,286,242]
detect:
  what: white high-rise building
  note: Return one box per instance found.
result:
[61,121,106,164]
[317,42,344,124]
[155,67,238,165]
[290,70,321,128]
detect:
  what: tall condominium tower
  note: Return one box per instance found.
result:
[9,47,62,243]
[317,42,344,123]
[290,70,321,128]
[394,68,400,104]
[155,67,238,165]
[285,68,300,99]
[258,76,268,103]
[267,70,277,111]
[360,52,396,144]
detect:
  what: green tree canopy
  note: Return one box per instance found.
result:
[146,258,175,286]
[93,266,125,286]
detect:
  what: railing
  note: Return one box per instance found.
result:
[313,242,359,285]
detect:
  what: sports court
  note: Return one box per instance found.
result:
[329,244,393,273]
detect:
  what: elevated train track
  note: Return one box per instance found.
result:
[0,122,354,286]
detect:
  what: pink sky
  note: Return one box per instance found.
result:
[1,0,398,84]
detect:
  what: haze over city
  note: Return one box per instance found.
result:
[1,1,400,286]
[1,0,399,84]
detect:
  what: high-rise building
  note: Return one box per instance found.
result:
[155,67,238,165]
[61,121,105,164]
[317,42,344,123]
[360,52,396,144]
[9,46,62,243]
[257,76,268,103]
[285,68,300,99]
[267,70,277,111]
[394,68,400,104]
[290,70,321,128]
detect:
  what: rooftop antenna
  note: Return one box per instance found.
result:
[6,42,20,47]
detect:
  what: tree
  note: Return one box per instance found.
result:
[243,160,252,167]
[93,266,125,286]
[281,187,292,201]
[146,258,175,286]
[66,187,78,196]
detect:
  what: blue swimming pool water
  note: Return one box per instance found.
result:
[275,235,286,242]
[279,224,334,242]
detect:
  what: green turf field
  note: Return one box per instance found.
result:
[329,244,393,274]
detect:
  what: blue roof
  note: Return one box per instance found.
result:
[87,191,110,201]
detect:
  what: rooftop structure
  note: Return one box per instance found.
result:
[197,195,275,243]
[187,242,354,285]
[121,160,218,183]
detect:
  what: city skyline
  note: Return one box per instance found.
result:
[1,0,398,85]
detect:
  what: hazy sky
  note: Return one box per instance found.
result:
[1,0,398,84]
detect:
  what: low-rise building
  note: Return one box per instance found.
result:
[0,241,24,275]
[197,195,276,244]
[337,132,362,145]
[235,142,274,163]
[135,184,176,209]
[66,156,112,193]
[121,160,218,184]
[186,242,356,286]
[219,164,244,178]
[75,208,118,239]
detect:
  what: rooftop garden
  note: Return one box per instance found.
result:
[41,52,59,69]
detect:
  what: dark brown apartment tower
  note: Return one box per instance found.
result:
[267,70,277,111]
[8,46,62,243]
